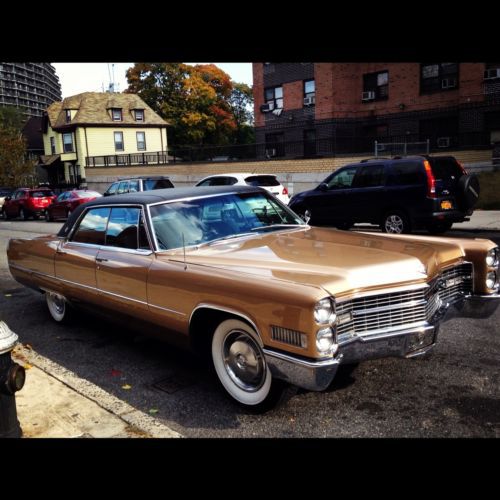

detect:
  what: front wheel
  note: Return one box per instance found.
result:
[211,319,285,412]
[294,206,313,224]
[381,211,410,234]
[46,292,74,323]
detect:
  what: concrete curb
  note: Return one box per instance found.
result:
[13,344,182,438]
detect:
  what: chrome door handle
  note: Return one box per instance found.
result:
[96,257,108,262]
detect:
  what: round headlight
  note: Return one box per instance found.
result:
[486,271,498,290]
[316,327,335,353]
[486,248,499,267]
[314,298,336,324]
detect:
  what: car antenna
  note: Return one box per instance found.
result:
[182,233,187,270]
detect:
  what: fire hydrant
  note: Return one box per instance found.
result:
[0,321,26,438]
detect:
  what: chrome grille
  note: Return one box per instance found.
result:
[336,262,473,340]
[271,326,307,348]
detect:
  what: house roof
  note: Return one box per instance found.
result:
[45,92,168,129]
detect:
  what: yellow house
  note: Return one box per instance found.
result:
[40,92,168,187]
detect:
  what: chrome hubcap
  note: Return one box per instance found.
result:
[50,293,65,314]
[223,330,265,392]
[385,215,404,233]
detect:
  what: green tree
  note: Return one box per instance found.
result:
[125,63,253,148]
[0,107,35,187]
[228,82,254,144]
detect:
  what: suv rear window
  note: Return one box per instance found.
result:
[244,175,279,187]
[144,179,174,190]
[30,190,54,198]
[428,157,463,180]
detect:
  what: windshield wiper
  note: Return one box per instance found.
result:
[250,224,305,232]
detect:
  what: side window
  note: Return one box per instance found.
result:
[386,162,424,186]
[326,167,358,189]
[117,181,129,194]
[197,179,212,187]
[129,180,140,192]
[353,165,385,188]
[106,183,119,195]
[72,207,110,245]
[105,207,141,249]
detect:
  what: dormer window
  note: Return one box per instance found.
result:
[65,109,71,123]
[112,108,122,121]
[134,109,144,122]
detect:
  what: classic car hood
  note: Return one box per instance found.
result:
[162,227,465,297]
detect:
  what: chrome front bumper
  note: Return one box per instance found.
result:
[264,293,500,392]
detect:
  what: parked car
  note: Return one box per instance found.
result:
[7,186,499,411]
[45,190,102,221]
[0,187,14,214]
[195,173,290,204]
[103,176,175,196]
[2,188,57,220]
[288,155,480,234]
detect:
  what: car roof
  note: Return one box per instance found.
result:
[116,175,171,181]
[57,185,266,238]
[197,173,279,182]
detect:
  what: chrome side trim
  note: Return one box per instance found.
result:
[9,263,186,316]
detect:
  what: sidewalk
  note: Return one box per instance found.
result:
[11,344,182,438]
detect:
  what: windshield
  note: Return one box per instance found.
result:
[149,191,304,250]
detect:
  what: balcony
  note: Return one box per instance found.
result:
[86,151,169,167]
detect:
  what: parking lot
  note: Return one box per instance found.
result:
[1,217,499,438]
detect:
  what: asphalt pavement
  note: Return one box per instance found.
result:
[2,210,500,438]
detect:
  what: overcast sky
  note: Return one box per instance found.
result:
[52,63,253,98]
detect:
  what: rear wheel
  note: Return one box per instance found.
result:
[19,207,29,220]
[211,319,285,412]
[46,292,74,323]
[382,211,410,234]
[44,209,53,222]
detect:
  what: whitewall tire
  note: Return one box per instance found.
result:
[211,319,281,410]
[46,292,73,323]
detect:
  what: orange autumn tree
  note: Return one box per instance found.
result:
[125,63,246,147]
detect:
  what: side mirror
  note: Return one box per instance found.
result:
[318,183,328,192]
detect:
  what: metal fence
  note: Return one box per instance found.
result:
[84,131,492,167]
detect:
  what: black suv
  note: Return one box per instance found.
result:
[288,156,480,234]
[103,176,175,196]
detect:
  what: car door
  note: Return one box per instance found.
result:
[55,206,110,304]
[51,192,68,218]
[95,206,153,316]
[348,163,386,223]
[306,166,359,224]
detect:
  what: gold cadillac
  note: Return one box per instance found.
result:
[6,186,500,411]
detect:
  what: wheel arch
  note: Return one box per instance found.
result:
[189,304,262,358]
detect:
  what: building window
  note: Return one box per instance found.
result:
[264,86,283,111]
[136,131,146,151]
[362,71,389,101]
[62,133,74,153]
[303,80,315,106]
[134,109,144,122]
[65,109,71,123]
[112,108,122,121]
[421,63,458,94]
[50,136,56,154]
[114,131,124,151]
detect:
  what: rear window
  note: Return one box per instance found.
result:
[30,190,54,198]
[143,179,174,190]
[244,175,280,187]
[76,191,101,199]
[429,157,463,180]
[386,161,424,186]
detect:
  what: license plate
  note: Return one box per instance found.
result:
[440,200,452,210]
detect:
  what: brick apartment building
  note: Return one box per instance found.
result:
[253,63,500,159]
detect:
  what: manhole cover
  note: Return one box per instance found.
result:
[152,373,197,394]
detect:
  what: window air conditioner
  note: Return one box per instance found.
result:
[260,103,272,113]
[362,91,375,101]
[437,137,450,148]
[484,68,500,80]
[303,96,315,106]
[441,78,457,89]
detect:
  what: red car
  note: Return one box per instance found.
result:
[3,188,57,220]
[45,190,102,221]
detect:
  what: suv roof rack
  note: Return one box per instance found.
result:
[360,157,389,162]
